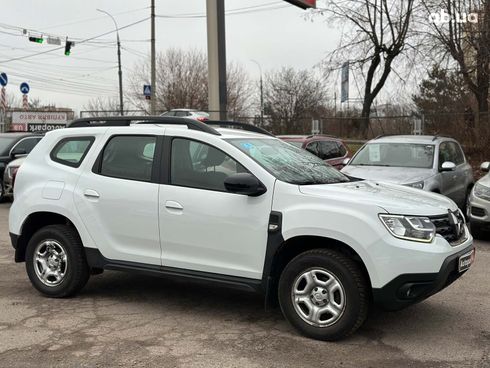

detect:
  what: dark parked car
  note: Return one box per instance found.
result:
[278,135,351,169]
[0,132,43,201]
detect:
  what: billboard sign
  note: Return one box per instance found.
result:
[11,111,68,132]
[283,0,316,9]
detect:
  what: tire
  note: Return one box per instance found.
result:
[25,225,90,298]
[278,249,369,341]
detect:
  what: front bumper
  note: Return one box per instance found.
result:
[468,192,490,226]
[372,243,475,310]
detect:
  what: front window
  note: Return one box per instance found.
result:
[350,143,435,169]
[227,138,349,185]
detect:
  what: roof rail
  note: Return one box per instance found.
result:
[67,116,221,135]
[205,120,274,136]
[306,134,337,139]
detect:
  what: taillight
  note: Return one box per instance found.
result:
[197,117,208,122]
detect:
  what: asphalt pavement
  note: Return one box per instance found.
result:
[0,202,489,368]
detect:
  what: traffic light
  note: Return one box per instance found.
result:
[64,40,74,56]
[28,36,43,44]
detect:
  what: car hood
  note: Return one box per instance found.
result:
[341,165,433,184]
[299,180,457,216]
[476,173,490,188]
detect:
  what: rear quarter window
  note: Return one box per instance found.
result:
[50,137,95,168]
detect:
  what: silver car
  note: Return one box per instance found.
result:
[468,162,490,238]
[341,135,474,210]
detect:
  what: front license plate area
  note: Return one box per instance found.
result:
[458,249,475,273]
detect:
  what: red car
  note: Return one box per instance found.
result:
[278,135,351,169]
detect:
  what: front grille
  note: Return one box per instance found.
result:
[430,211,466,245]
[471,206,486,217]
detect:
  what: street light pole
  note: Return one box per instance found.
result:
[97,9,124,116]
[150,0,156,115]
[251,59,264,126]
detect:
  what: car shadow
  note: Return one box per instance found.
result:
[78,270,463,341]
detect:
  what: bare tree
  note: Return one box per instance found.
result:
[83,97,121,117]
[318,0,415,135]
[419,0,490,127]
[126,48,253,118]
[264,67,328,134]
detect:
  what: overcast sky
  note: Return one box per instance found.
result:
[0,1,344,112]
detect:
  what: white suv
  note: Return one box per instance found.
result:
[9,117,475,341]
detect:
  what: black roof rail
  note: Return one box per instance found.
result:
[67,116,221,135]
[205,120,274,136]
[306,134,337,139]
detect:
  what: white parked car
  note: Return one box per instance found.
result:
[468,162,490,238]
[9,117,474,341]
[160,109,209,122]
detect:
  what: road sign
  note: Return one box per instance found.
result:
[47,36,61,45]
[0,73,7,87]
[144,84,151,100]
[20,82,30,94]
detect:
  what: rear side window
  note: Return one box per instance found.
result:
[99,135,156,182]
[51,137,94,168]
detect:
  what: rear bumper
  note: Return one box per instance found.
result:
[372,243,475,310]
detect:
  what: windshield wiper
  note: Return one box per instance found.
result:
[356,163,392,167]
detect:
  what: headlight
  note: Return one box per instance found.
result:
[379,214,436,243]
[474,183,490,201]
[406,181,424,189]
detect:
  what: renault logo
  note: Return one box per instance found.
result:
[448,210,463,237]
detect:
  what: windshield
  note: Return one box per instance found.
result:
[350,143,435,169]
[0,136,16,156]
[227,138,350,185]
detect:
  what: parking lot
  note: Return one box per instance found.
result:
[0,202,488,368]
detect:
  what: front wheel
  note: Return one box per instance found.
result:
[25,225,90,298]
[278,249,369,341]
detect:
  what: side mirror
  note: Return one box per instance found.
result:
[224,173,267,197]
[342,157,351,165]
[440,161,456,172]
[481,162,490,173]
[11,148,27,158]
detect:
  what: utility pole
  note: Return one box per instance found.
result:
[150,0,156,115]
[206,0,227,121]
[97,9,124,116]
[251,60,264,126]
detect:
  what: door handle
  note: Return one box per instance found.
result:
[84,189,100,199]
[165,200,183,210]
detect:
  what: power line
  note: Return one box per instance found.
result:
[0,17,149,64]
[156,3,289,19]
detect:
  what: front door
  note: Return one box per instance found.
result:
[158,137,273,279]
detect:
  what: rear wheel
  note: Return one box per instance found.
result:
[25,225,90,298]
[278,249,369,341]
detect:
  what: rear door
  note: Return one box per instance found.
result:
[75,132,162,265]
